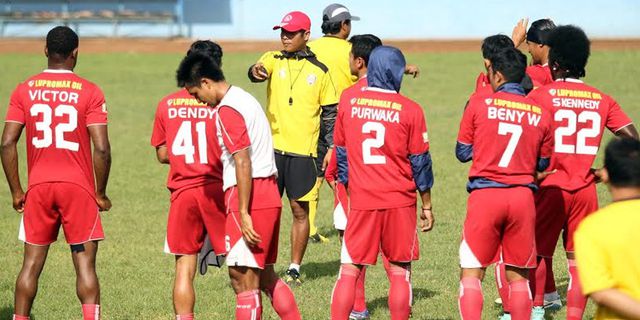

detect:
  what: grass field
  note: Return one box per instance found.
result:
[0,47,639,320]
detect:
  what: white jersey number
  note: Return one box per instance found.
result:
[30,103,79,151]
[172,121,208,164]
[497,122,523,168]
[554,110,601,155]
[362,121,386,165]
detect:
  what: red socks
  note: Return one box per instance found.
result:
[82,304,100,320]
[263,279,300,320]
[236,290,262,320]
[12,315,30,320]
[176,313,194,320]
[388,266,412,320]
[545,257,556,293]
[530,256,547,307]
[353,266,368,313]
[331,265,360,319]
[508,280,532,320]
[459,277,483,320]
[495,261,510,313]
[567,259,586,320]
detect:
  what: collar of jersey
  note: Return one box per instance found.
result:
[43,69,74,74]
[363,86,396,94]
[555,78,583,83]
[496,82,525,95]
[275,47,315,60]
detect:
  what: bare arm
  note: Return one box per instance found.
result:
[511,18,529,48]
[88,125,112,211]
[155,145,169,164]
[590,289,640,319]
[418,189,433,232]
[616,124,639,140]
[232,148,261,246]
[0,122,25,212]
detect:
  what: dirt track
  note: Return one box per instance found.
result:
[1,38,640,54]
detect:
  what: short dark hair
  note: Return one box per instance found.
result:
[46,26,79,58]
[349,34,382,66]
[526,19,556,45]
[481,34,514,60]
[605,137,640,188]
[187,40,223,66]
[176,53,225,87]
[321,18,348,35]
[547,25,590,78]
[489,47,527,84]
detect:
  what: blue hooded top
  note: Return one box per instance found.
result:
[367,46,406,92]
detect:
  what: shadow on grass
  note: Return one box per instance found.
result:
[300,259,341,281]
[0,306,36,320]
[368,287,439,318]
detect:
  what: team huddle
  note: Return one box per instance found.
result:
[3,3,640,320]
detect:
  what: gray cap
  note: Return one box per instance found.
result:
[322,3,360,23]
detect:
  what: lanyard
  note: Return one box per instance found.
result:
[286,59,307,106]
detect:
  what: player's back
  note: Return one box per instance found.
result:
[529,79,633,191]
[6,70,108,194]
[460,90,552,186]
[151,89,223,193]
[338,87,427,210]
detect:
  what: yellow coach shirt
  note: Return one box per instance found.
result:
[308,36,357,95]
[575,199,640,320]
[257,50,338,157]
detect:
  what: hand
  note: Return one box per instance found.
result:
[512,17,529,48]
[420,207,434,232]
[322,148,333,171]
[96,194,112,212]
[240,211,261,246]
[592,167,605,183]
[535,169,557,183]
[251,63,268,81]
[328,179,337,192]
[12,190,25,213]
[404,64,420,78]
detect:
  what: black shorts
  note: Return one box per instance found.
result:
[275,152,318,201]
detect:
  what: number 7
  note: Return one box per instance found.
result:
[497,122,523,168]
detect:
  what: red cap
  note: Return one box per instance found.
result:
[273,11,311,32]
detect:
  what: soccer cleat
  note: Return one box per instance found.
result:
[349,309,370,320]
[309,232,330,243]
[531,306,545,320]
[543,292,562,311]
[284,268,303,286]
[498,313,511,320]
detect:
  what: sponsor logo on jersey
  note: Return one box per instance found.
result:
[30,79,83,90]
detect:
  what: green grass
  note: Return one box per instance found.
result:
[0,48,639,319]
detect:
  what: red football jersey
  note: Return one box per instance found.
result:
[528,79,633,191]
[334,86,429,210]
[151,89,223,193]
[5,69,108,195]
[473,72,493,98]
[526,64,553,89]
[457,90,553,185]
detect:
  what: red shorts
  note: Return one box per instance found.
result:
[341,205,420,265]
[333,183,349,230]
[21,182,103,245]
[460,187,536,269]
[535,184,598,257]
[165,183,226,255]
[225,207,281,269]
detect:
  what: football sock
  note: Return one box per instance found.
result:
[330,265,359,319]
[308,199,318,236]
[530,257,547,307]
[82,304,100,320]
[508,280,532,320]
[12,315,30,320]
[176,313,194,320]
[263,279,300,320]
[288,263,300,273]
[566,259,586,320]
[388,266,412,320]
[236,290,261,320]
[495,261,510,313]
[459,276,483,320]
[382,254,391,277]
[544,257,556,294]
[353,266,368,312]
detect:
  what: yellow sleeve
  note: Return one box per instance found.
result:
[257,51,278,76]
[319,72,339,106]
[575,222,616,295]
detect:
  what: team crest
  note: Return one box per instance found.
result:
[279,69,287,79]
[283,14,292,22]
[167,99,173,106]
[306,74,317,85]
[350,98,357,105]
[28,80,34,87]
[485,98,492,105]
[422,132,429,143]
[549,89,557,96]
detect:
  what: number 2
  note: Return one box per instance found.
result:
[554,110,601,155]
[362,121,386,164]
[30,103,78,151]
[497,122,522,168]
